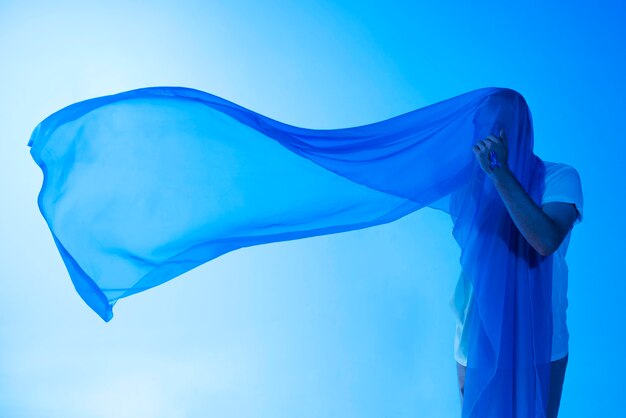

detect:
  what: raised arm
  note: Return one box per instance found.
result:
[472,129,578,257]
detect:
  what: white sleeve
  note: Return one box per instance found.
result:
[541,164,584,224]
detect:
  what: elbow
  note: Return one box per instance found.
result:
[535,237,558,257]
[536,245,555,257]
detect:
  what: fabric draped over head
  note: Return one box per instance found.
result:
[28,86,553,417]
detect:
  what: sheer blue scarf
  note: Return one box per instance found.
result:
[28,86,553,417]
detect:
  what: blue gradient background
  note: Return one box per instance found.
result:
[1,1,624,417]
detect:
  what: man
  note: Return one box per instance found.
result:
[451,128,584,417]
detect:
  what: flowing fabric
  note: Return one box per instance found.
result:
[28,86,553,417]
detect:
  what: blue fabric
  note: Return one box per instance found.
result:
[28,86,553,417]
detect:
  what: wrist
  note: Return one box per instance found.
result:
[488,164,513,184]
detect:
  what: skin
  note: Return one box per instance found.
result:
[472,128,579,257]
[456,130,580,408]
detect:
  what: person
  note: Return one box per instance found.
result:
[451,128,584,417]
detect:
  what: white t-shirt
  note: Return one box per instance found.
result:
[450,161,584,366]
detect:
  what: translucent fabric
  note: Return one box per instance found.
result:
[28,86,553,417]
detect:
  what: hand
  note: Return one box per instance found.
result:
[472,128,509,178]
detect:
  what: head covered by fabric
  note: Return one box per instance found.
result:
[29,86,553,417]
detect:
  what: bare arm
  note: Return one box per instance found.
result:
[472,129,578,256]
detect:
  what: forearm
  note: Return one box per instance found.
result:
[490,167,559,256]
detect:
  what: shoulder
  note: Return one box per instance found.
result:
[543,161,582,193]
[541,160,583,223]
[544,161,581,180]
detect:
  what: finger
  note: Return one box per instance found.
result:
[474,140,486,152]
[481,137,499,151]
[484,135,499,146]
[500,128,508,146]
